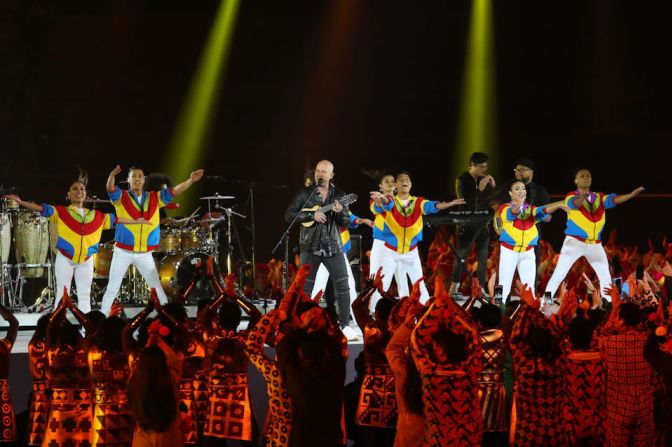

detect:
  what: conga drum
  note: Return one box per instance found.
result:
[14,211,50,277]
[0,213,10,263]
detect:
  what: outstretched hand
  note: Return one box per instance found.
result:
[3,194,20,202]
[520,284,539,309]
[108,301,123,318]
[487,272,497,301]
[371,267,385,292]
[110,165,122,177]
[190,169,205,182]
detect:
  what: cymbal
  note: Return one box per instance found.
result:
[84,198,111,204]
[200,217,226,224]
[200,193,234,200]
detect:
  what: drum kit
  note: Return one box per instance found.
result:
[0,192,245,310]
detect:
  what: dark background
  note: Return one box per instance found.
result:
[2,0,672,261]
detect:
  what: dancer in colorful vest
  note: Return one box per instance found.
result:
[369,171,464,303]
[544,168,643,298]
[100,165,203,314]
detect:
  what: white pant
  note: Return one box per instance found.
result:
[545,236,612,300]
[100,246,168,314]
[498,245,536,303]
[369,239,411,306]
[311,253,357,321]
[370,241,429,306]
[54,252,93,313]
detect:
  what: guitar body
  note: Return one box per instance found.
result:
[301,206,321,227]
[300,193,358,228]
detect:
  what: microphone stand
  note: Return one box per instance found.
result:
[272,187,319,303]
[207,175,286,312]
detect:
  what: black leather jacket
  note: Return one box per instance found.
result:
[285,185,351,256]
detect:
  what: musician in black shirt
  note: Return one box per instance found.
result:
[450,152,496,296]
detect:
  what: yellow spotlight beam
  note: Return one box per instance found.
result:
[162,0,240,210]
[454,0,497,178]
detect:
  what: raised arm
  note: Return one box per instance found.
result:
[172,169,204,196]
[434,198,466,211]
[352,286,376,332]
[46,292,70,349]
[107,165,122,192]
[244,311,279,380]
[68,301,95,335]
[3,194,44,213]
[613,186,645,205]
[122,300,155,356]
[542,199,570,214]
[0,303,19,346]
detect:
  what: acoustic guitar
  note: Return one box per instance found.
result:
[301,193,358,227]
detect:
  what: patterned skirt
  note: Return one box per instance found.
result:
[478,373,508,432]
[0,379,15,443]
[43,388,93,447]
[91,386,133,447]
[179,379,199,445]
[356,364,398,428]
[203,373,253,441]
[28,381,50,446]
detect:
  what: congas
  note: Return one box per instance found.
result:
[158,229,181,253]
[158,252,218,302]
[0,213,10,263]
[14,212,49,277]
[93,242,114,278]
[180,227,204,252]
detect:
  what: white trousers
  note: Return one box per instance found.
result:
[498,245,536,303]
[370,241,429,307]
[100,246,168,314]
[311,253,357,321]
[54,252,93,313]
[369,239,411,305]
[545,236,612,300]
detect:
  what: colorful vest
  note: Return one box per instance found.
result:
[563,192,616,243]
[497,204,548,252]
[371,195,439,254]
[108,186,173,252]
[41,205,115,263]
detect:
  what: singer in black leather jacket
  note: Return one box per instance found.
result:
[284,160,353,329]
[284,185,351,256]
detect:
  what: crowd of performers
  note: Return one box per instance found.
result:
[0,153,670,446]
[1,258,672,447]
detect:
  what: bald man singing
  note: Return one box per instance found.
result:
[285,160,357,340]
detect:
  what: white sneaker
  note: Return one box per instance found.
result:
[341,325,359,342]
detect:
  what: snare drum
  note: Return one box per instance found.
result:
[158,229,181,253]
[93,242,114,278]
[14,212,50,277]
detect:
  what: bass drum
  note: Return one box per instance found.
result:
[158,252,219,302]
[14,212,50,277]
